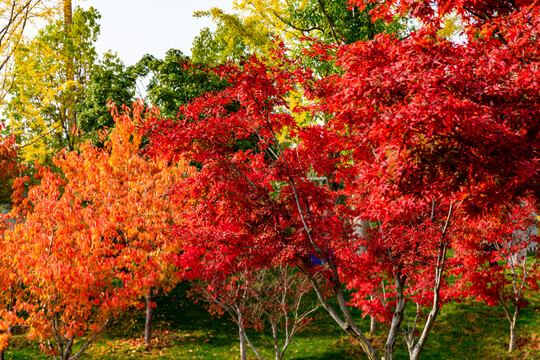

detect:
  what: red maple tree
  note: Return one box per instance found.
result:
[143,1,540,358]
[144,49,458,360]
[307,3,540,356]
[453,199,539,353]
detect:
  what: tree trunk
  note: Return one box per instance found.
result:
[0,349,4,360]
[408,209,453,360]
[63,0,72,26]
[384,274,406,360]
[369,293,377,335]
[238,313,247,360]
[508,307,519,353]
[408,252,447,360]
[60,336,74,360]
[144,288,154,345]
[63,0,76,149]
[308,273,379,360]
[370,315,377,335]
[509,322,517,353]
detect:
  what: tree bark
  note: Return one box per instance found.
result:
[63,0,76,148]
[408,247,447,360]
[370,315,377,335]
[60,336,74,360]
[508,307,519,353]
[238,312,247,360]
[63,0,72,26]
[385,274,406,360]
[509,322,517,353]
[68,319,109,360]
[144,288,154,345]
[408,204,453,360]
[308,274,379,360]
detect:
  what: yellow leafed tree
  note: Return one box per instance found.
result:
[192,0,410,66]
[4,6,99,164]
[0,0,60,104]
[192,7,273,64]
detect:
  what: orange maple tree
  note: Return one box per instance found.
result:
[0,136,21,357]
[2,102,191,360]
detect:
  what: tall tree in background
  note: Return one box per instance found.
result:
[62,0,75,130]
[191,8,271,64]
[4,7,100,163]
[62,0,71,25]
[233,0,408,44]
[77,51,136,141]
[0,0,59,104]
[191,0,411,70]
[132,49,227,119]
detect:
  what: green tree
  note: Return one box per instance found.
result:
[234,0,405,44]
[77,51,136,141]
[132,49,227,119]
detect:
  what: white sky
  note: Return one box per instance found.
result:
[79,0,235,66]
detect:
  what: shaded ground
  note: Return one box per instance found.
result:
[4,283,539,360]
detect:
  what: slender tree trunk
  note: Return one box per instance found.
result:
[308,274,379,360]
[238,312,247,360]
[0,349,4,360]
[369,293,377,335]
[272,322,279,360]
[226,306,265,360]
[508,307,519,353]
[385,273,406,360]
[60,336,74,360]
[63,0,73,26]
[408,247,448,360]
[370,315,377,335]
[361,226,378,337]
[66,319,109,360]
[144,288,154,344]
[509,322,517,353]
[408,205,453,360]
[306,218,379,360]
[63,0,76,149]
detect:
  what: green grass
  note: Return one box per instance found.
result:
[3,284,539,360]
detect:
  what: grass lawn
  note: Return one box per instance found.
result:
[3,284,539,360]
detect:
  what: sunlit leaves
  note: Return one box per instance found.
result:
[2,102,192,358]
[4,7,100,163]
